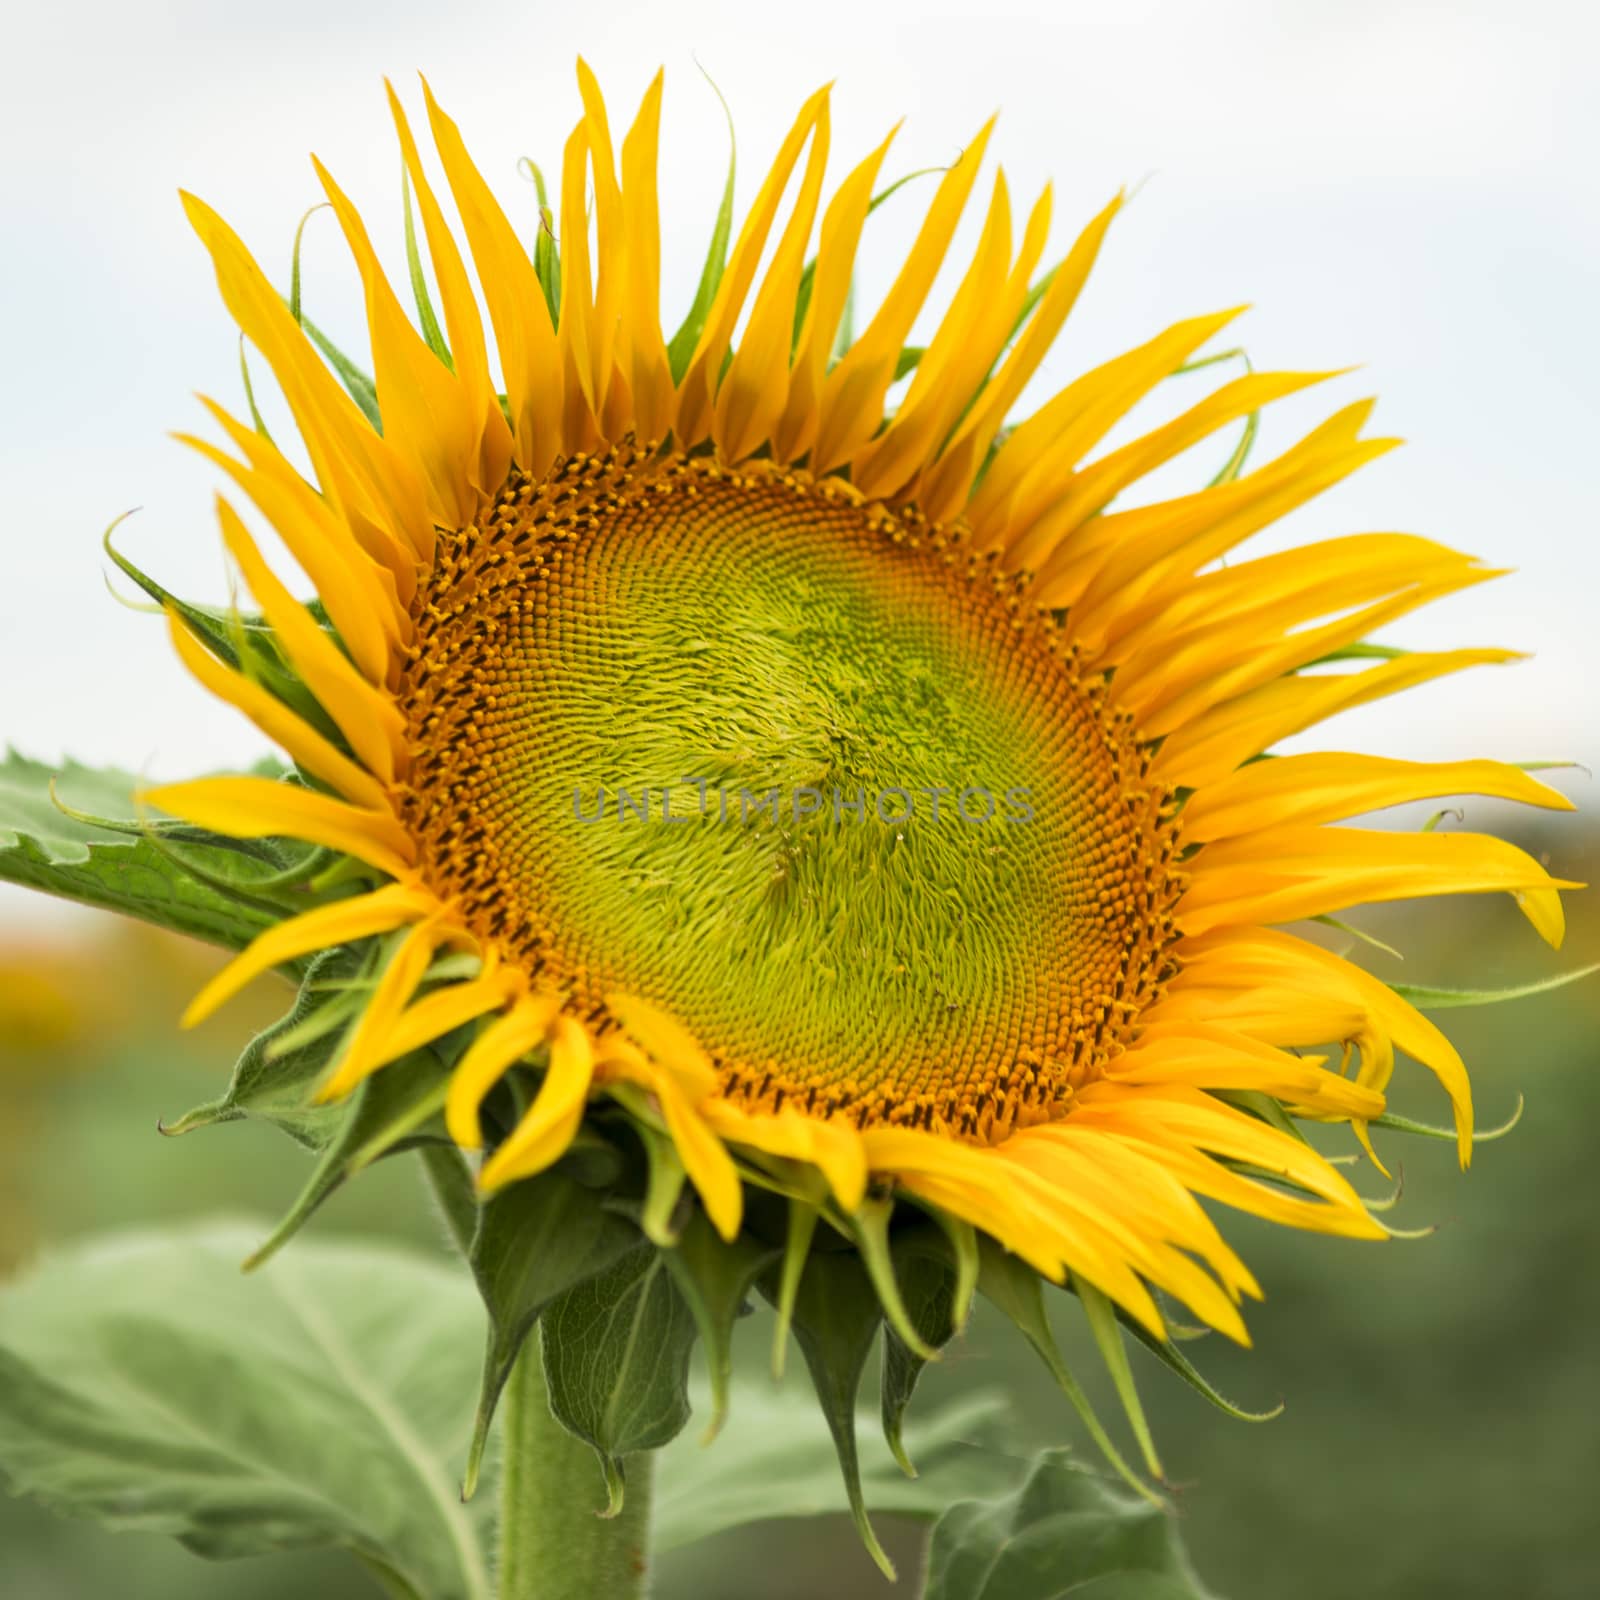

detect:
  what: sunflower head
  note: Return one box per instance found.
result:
[123,58,1580,1559]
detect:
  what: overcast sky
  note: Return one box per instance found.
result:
[2,0,1595,929]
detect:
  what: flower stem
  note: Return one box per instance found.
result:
[498,1335,655,1600]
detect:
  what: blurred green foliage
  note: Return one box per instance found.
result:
[1,814,1595,1599]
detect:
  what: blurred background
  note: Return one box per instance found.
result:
[2,0,1596,1595]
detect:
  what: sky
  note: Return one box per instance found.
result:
[1,0,1596,928]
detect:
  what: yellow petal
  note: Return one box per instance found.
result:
[771,125,899,465]
[811,116,996,475]
[213,497,408,783]
[1151,649,1522,790]
[677,85,834,449]
[385,80,514,496]
[479,1016,596,1188]
[1182,754,1575,843]
[180,190,434,578]
[714,98,832,462]
[617,70,675,445]
[314,155,479,538]
[446,990,563,1149]
[363,964,520,1077]
[605,991,718,1100]
[144,775,415,881]
[318,919,444,1101]
[917,190,1122,524]
[1182,824,1580,944]
[179,414,400,679]
[174,882,435,1025]
[165,611,389,812]
[421,78,564,474]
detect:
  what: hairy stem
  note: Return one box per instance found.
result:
[498,1335,655,1599]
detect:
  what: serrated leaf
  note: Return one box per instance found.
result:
[540,1243,700,1512]
[0,751,281,951]
[759,1245,897,1578]
[658,1212,778,1442]
[1388,965,1599,1008]
[0,1224,495,1600]
[922,1447,1218,1600]
[654,1385,1017,1555]
[463,1169,640,1495]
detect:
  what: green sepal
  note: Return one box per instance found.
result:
[161,946,365,1150]
[1117,1310,1285,1423]
[758,1246,897,1580]
[851,1192,941,1363]
[287,201,328,327]
[666,66,736,382]
[878,1237,960,1477]
[923,1447,1217,1600]
[104,519,346,745]
[1309,640,1409,666]
[0,751,286,953]
[1075,1279,1163,1478]
[240,1045,454,1273]
[516,159,561,326]
[1212,1087,1311,1144]
[1314,912,1404,961]
[769,1194,821,1379]
[539,1242,700,1516]
[237,334,274,441]
[976,1237,1159,1505]
[634,1117,690,1245]
[1369,1095,1524,1145]
[1388,965,1599,1008]
[299,311,383,430]
[657,1212,778,1443]
[792,165,945,354]
[462,1169,640,1498]
[401,161,452,369]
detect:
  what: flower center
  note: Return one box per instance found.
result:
[398,444,1183,1139]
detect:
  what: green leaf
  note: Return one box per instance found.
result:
[654,1386,1017,1553]
[658,1212,778,1442]
[1388,965,1599,1009]
[922,1447,1218,1600]
[0,751,279,951]
[463,1169,640,1496]
[666,65,736,382]
[540,1243,700,1514]
[759,1244,897,1578]
[0,1224,495,1600]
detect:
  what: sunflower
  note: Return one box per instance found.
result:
[141,60,1574,1510]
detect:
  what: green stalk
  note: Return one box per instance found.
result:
[498,1337,655,1600]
